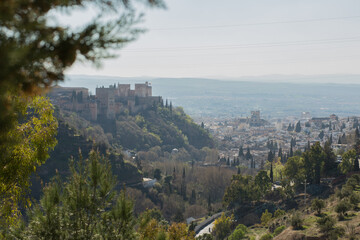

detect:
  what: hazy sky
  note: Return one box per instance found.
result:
[65,0,360,79]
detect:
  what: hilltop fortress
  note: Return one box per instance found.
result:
[49,82,162,121]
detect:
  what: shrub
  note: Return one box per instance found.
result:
[290,212,303,230]
[311,198,325,215]
[335,200,351,220]
[345,224,357,240]
[317,215,336,233]
[317,215,345,239]
[273,225,286,236]
[273,209,286,218]
[341,185,353,198]
[259,233,273,240]
[349,192,360,209]
[261,209,273,226]
[228,224,247,240]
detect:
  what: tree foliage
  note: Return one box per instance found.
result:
[311,198,325,216]
[339,149,357,174]
[0,96,58,227]
[14,150,137,239]
[213,213,233,240]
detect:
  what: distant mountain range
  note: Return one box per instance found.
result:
[61,74,360,119]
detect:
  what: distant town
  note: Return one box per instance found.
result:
[202,110,358,169]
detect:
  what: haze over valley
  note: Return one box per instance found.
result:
[63,74,360,119]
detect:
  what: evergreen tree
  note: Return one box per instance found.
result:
[278,147,283,159]
[295,121,301,132]
[238,146,244,158]
[165,99,168,108]
[190,189,196,204]
[318,131,324,140]
[356,127,360,139]
[342,133,347,144]
[19,151,137,239]
[201,122,205,129]
[270,163,274,183]
[268,151,274,163]
[329,134,333,144]
[290,145,294,157]
[251,158,255,169]
[237,167,241,174]
[173,167,176,180]
[226,157,230,166]
[169,101,173,113]
[245,147,252,160]
[304,142,326,184]
[323,140,336,174]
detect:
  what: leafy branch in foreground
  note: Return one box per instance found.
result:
[0,96,58,227]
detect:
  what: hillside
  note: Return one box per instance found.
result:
[112,106,214,152]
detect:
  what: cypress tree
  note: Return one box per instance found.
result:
[295,121,301,132]
[278,147,282,158]
[270,163,274,183]
[239,146,244,158]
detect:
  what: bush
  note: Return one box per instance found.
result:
[349,192,360,209]
[196,233,214,240]
[317,215,336,233]
[345,224,357,240]
[273,209,286,218]
[261,209,273,226]
[273,225,286,236]
[311,198,325,215]
[317,215,345,239]
[228,224,247,240]
[259,233,273,240]
[290,212,303,230]
[335,200,351,220]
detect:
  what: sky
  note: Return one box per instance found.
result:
[64,0,360,80]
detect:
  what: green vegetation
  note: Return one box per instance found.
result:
[259,233,273,240]
[213,213,233,240]
[114,106,214,151]
[273,225,285,236]
[317,215,345,239]
[228,224,247,240]
[261,210,273,226]
[290,212,304,230]
[0,96,58,227]
[8,150,201,239]
[311,198,325,216]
